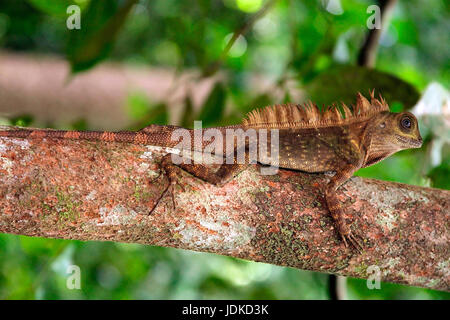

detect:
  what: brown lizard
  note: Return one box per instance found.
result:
[0,91,422,250]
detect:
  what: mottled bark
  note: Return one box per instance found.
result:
[0,128,448,292]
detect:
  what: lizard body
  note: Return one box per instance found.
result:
[0,91,422,249]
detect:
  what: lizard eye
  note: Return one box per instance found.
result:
[401,117,412,129]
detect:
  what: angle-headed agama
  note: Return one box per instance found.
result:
[0,91,422,250]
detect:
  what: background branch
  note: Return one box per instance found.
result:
[357,0,398,67]
[202,0,278,76]
[0,130,448,292]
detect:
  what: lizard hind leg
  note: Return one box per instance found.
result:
[149,154,185,215]
[148,154,249,214]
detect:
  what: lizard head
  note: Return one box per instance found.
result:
[363,111,422,167]
[371,111,423,150]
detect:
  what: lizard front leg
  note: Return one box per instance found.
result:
[149,153,248,214]
[325,163,364,251]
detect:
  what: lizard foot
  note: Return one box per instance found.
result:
[341,231,364,253]
[148,180,185,215]
[334,212,364,252]
[148,154,185,215]
[325,193,364,253]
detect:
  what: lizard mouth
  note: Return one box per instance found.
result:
[396,134,422,148]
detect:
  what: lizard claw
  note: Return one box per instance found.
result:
[149,171,163,184]
[148,154,186,215]
[148,175,185,215]
[149,183,170,215]
[148,183,178,215]
[342,232,364,253]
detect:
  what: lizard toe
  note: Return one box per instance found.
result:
[343,232,364,253]
[148,182,179,215]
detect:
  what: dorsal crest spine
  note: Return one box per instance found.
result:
[243,91,389,129]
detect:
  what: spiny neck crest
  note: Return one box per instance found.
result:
[243,91,390,129]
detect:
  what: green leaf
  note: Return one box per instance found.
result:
[126,90,168,126]
[70,118,88,131]
[427,160,450,190]
[305,65,420,109]
[140,103,168,126]
[10,115,34,127]
[67,0,138,73]
[236,93,273,116]
[127,90,152,120]
[180,94,195,128]
[197,83,226,126]
[28,0,86,17]
[282,91,291,104]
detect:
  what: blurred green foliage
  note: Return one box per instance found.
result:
[306,65,420,109]
[0,0,449,300]
[67,0,138,72]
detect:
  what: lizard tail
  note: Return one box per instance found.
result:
[0,128,159,145]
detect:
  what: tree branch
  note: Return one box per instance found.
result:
[0,128,448,292]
